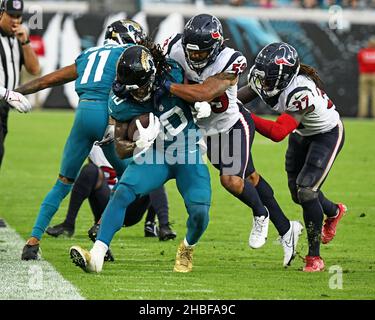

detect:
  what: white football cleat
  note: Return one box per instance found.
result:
[279,221,304,267]
[70,245,103,273]
[249,209,270,249]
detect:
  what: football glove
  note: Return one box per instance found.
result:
[4,90,32,113]
[135,113,160,150]
[194,101,211,119]
[95,124,115,146]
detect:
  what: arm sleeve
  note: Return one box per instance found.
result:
[251,113,299,142]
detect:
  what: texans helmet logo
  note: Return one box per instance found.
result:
[274,44,297,67]
[211,31,221,39]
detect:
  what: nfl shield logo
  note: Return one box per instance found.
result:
[13,1,22,10]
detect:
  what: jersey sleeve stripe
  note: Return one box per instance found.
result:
[166,34,182,56]
[285,86,313,107]
[220,51,243,73]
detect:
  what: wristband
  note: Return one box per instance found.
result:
[21,38,30,46]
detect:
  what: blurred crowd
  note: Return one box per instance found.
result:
[192,0,375,9]
[242,0,374,8]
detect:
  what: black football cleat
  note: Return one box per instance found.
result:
[0,218,6,228]
[21,243,40,260]
[159,224,177,241]
[46,222,74,238]
[88,223,100,243]
[88,223,114,262]
[104,248,115,262]
[144,221,159,237]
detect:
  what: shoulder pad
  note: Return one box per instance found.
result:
[286,87,315,112]
[222,52,247,76]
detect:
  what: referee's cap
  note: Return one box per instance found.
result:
[3,0,23,15]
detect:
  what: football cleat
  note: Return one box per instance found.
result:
[46,222,74,238]
[279,221,304,267]
[249,209,269,249]
[21,243,41,260]
[159,223,177,241]
[303,256,325,272]
[173,241,194,273]
[70,246,103,273]
[88,223,100,242]
[321,203,347,244]
[144,221,159,237]
[87,224,114,262]
[104,248,115,262]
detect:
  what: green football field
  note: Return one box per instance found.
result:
[0,110,374,300]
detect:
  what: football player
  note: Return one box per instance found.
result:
[159,14,303,267]
[238,42,346,272]
[69,44,211,273]
[17,20,173,260]
[45,144,176,242]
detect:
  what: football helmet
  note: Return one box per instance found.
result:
[104,19,146,46]
[112,45,156,102]
[181,13,224,72]
[249,42,300,99]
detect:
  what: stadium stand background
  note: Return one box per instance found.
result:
[21,0,375,116]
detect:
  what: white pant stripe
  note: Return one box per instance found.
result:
[238,114,250,179]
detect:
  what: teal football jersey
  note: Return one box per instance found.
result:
[108,59,199,153]
[75,43,132,101]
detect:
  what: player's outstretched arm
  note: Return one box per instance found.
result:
[167,72,237,103]
[237,85,259,105]
[251,113,301,142]
[114,119,136,159]
[15,64,78,95]
[0,87,32,113]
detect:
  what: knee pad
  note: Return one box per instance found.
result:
[288,178,299,204]
[187,204,209,222]
[220,175,243,195]
[78,163,99,186]
[297,186,318,203]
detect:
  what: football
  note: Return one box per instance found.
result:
[127,113,150,141]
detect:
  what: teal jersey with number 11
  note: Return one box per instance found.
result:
[75,43,132,101]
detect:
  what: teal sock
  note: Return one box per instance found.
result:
[31,179,72,239]
[185,204,210,245]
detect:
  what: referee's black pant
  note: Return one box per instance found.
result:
[0,102,10,170]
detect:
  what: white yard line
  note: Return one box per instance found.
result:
[0,224,84,300]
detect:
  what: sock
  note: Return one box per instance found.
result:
[97,184,136,246]
[64,164,98,227]
[301,198,324,257]
[256,176,290,236]
[145,205,156,224]
[149,186,169,226]
[236,180,268,217]
[31,179,72,239]
[319,191,338,217]
[184,238,195,248]
[185,204,210,245]
[90,240,108,260]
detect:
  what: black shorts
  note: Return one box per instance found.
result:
[206,106,255,178]
[285,120,345,191]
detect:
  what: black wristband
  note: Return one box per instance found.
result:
[21,38,30,46]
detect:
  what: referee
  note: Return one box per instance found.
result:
[0,0,40,170]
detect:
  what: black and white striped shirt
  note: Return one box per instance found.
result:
[0,28,24,91]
